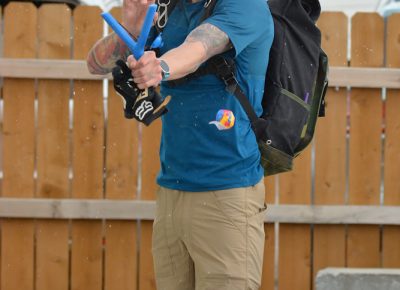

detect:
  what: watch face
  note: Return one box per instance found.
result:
[160,60,170,80]
[160,60,170,73]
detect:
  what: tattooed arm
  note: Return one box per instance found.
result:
[87,33,132,75]
[161,23,232,79]
[128,23,232,88]
[87,0,154,75]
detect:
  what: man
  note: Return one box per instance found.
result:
[87,0,274,289]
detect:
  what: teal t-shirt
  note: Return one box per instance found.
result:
[156,0,274,191]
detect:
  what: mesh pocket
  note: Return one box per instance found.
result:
[263,88,311,156]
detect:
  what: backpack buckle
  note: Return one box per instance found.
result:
[213,57,238,93]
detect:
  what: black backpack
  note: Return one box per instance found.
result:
[258,0,329,175]
[155,0,329,176]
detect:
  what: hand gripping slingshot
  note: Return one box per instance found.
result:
[102,5,170,125]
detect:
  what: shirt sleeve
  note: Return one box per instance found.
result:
[202,0,272,57]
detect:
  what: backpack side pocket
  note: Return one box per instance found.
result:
[263,85,311,156]
[258,139,293,176]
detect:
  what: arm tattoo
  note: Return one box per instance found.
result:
[185,23,232,58]
[87,33,131,74]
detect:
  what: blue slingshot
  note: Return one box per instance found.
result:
[101,4,163,59]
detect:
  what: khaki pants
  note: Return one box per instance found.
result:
[152,181,267,290]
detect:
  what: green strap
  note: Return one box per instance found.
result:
[281,88,310,111]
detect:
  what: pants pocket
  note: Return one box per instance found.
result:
[211,187,247,235]
[246,182,267,288]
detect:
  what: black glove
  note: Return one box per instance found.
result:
[132,86,171,126]
[112,60,170,125]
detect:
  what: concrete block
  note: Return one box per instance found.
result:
[316,268,400,290]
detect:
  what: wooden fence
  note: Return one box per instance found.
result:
[0,2,399,290]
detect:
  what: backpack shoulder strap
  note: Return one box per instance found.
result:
[199,0,218,23]
[207,57,259,124]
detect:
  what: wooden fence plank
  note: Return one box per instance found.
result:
[36,4,71,290]
[104,7,139,290]
[106,8,139,201]
[383,13,400,268]
[0,6,2,289]
[71,6,104,290]
[262,174,276,290]
[0,7,2,289]
[1,220,35,289]
[313,12,348,285]
[279,147,312,290]
[105,221,138,290]
[141,222,158,290]
[0,5,2,196]
[265,177,275,205]
[1,3,37,290]
[261,224,275,290]
[348,12,384,268]
[140,120,162,290]
[279,224,311,290]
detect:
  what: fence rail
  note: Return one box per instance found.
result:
[1,198,400,225]
[1,58,400,88]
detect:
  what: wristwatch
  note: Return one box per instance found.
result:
[160,59,170,81]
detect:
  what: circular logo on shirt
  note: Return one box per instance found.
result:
[209,109,235,130]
